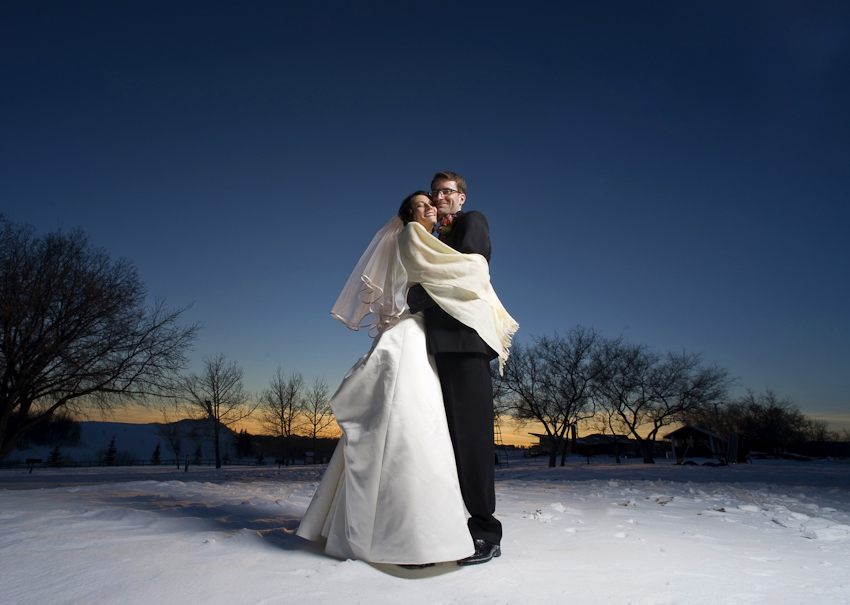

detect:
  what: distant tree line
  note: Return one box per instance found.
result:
[680,389,849,456]
[163,355,338,468]
[258,368,337,465]
[494,326,845,466]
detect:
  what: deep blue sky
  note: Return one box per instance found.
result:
[3,1,849,431]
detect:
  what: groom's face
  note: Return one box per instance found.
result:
[430,178,465,217]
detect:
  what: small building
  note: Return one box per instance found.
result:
[577,433,639,458]
[663,425,728,464]
[528,433,567,456]
[528,432,641,459]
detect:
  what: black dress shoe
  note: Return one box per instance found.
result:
[457,539,501,566]
[398,563,435,570]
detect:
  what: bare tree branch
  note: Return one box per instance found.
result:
[259,366,303,465]
[495,326,602,467]
[593,339,731,463]
[298,378,337,461]
[0,216,199,462]
[179,354,257,468]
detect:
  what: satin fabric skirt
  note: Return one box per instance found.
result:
[296,313,474,565]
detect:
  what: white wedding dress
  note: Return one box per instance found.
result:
[296,312,474,565]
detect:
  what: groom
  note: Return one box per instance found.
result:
[407,171,501,565]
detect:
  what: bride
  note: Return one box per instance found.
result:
[296,192,517,567]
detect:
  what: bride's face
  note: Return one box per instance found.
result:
[411,195,437,231]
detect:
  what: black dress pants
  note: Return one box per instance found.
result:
[435,352,502,545]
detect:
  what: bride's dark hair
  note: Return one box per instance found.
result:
[398,191,432,225]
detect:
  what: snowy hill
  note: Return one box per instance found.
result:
[11,420,238,466]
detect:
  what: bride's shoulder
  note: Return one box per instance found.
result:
[397,221,418,243]
[401,221,429,236]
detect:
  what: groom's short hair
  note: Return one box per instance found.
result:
[432,171,467,195]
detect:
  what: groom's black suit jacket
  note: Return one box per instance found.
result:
[407,210,497,360]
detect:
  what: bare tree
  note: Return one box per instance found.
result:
[538,327,605,464]
[739,390,811,452]
[155,410,184,469]
[803,418,833,443]
[494,342,556,463]
[594,339,730,463]
[0,216,199,463]
[180,354,257,468]
[299,378,337,461]
[592,339,654,461]
[495,326,602,467]
[259,367,303,466]
[692,389,817,454]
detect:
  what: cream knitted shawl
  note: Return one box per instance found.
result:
[398,221,519,373]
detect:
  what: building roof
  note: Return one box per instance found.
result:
[663,425,726,442]
[529,433,634,443]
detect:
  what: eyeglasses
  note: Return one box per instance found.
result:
[429,188,460,198]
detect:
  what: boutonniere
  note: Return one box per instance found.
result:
[436,213,458,238]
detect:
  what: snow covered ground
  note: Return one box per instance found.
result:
[1,454,849,605]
